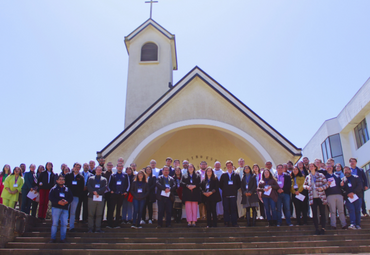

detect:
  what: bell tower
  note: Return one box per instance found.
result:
[124,19,178,128]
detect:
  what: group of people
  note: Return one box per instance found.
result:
[0,156,368,243]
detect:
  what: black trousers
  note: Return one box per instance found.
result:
[223,197,237,225]
[292,195,307,224]
[143,200,154,220]
[157,197,173,227]
[205,200,218,227]
[361,191,367,215]
[76,190,89,221]
[102,192,111,222]
[258,200,265,218]
[108,193,125,227]
[311,198,326,230]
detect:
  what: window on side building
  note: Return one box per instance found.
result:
[354,118,369,149]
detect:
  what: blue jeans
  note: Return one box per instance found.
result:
[262,197,277,221]
[277,193,292,225]
[222,196,237,225]
[346,197,362,226]
[122,196,133,221]
[132,199,146,226]
[69,196,79,229]
[51,207,68,240]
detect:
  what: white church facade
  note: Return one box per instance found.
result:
[97,19,302,169]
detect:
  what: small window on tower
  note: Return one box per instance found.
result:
[141,42,158,61]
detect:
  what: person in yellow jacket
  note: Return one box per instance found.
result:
[290,166,308,225]
[1,166,24,208]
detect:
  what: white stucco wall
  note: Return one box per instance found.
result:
[124,25,175,128]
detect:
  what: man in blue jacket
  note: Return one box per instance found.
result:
[276,164,293,227]
[21,164,38,216]
[49,175,73,243]
[107,163,130,228]
[349,158,368,216]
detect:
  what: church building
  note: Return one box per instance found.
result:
[96,18,302,170]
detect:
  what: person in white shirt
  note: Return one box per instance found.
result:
[235,158,245,219]
[265,161,277,178]
[181,160,189,175]
[150,159,161,178]
[112,157,124,174]
[213,161,224,217]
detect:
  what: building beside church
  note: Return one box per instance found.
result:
[303,77,370,174]
[97,19,302,169]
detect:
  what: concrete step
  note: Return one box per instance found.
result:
[1,245,370,255]
[5,239,370,250]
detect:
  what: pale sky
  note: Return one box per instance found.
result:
[1,0,370,173]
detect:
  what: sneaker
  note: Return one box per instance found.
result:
[348,224,356,230]
[121,220,127,225]
[148,220,153,224]
[131,225,137,229]
[137,225,143,229]
[276,224,281,227]
[356,225,362,229]
[288,224,294,227]
[140,220,146,225]
[106,226,112,229]
[114,226,121,229]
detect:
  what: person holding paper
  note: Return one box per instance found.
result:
[107,163,130,228]
[21,164,38,216]
[1,167,24,208]
[303,163,329,235]
[220,160,241,227]
[325,163,347,229]
[341,166,363,230]
[181,163,202,227]
[156,165,176,228]
[130,170,149,229]
[65,163,84,232]
[48,175,73,243]
[87,166,107,233]
[241,165,259,227]
[38,162,56,220]
[258,168,279,226]
[290,166,307,225]
[349,158,368,216]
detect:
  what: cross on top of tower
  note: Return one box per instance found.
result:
[145,0,158,19]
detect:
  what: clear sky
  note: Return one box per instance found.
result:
[1,0,369,173]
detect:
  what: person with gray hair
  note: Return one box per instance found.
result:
[21,164,38,216]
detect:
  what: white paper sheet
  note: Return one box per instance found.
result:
[264,188,271,196]
[27,191,39,201]
[296,193,305,201]
[93,195,102,201]
[161,190,170,197]
[348,194,359,203]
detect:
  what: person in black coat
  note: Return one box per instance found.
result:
[38,162,56,220]
[156,166,177,228]
[200,167,221,228]
[181,163,202,227]
[65,163,84,232]
[21,164,38,216]
[241,166,259,226]
[219,160,241,227]
[143,166,156,224]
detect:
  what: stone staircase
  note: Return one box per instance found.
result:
[1,217,370,255]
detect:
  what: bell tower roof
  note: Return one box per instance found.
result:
[124,18,178,70]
